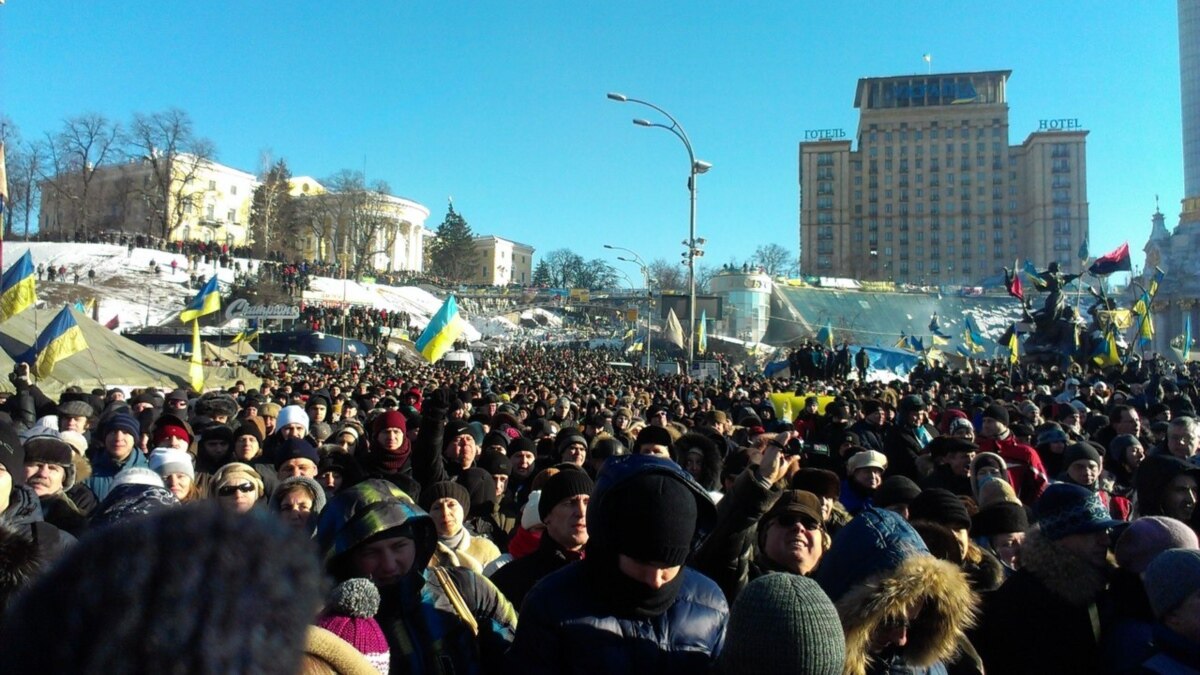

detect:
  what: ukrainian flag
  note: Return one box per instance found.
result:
[697,310,708,355]
[20,306,88,378]
[180,276,221,322]
[415,295,467,363]
[0,250,36,322]
[815,321,833,348]
[1007,329,1019,365]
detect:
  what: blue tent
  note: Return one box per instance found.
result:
[257,330,372,356]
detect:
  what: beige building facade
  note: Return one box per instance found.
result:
[468,236,535,286]
[799,70,1088,285]
[38,154,258,246]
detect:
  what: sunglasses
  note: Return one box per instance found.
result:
[774,513,821,530]
[217,483,256,497]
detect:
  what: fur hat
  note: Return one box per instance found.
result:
[315,578,389,673]
[22,432,76,490]
[1143,548,1200,620]
[716,573,845,675]
[792,468,842,500]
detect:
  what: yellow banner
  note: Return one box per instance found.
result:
[768,392,837,421]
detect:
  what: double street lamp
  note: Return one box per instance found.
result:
[607,92,710,369]
[604,244,653,366]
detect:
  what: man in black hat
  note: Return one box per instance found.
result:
[489,466,594,608]
[977,402,1049,506]
[508,455,726,672]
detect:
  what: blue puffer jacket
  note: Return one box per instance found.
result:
[505,455,727,675]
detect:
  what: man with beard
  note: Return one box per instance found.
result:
[975,483,1122,674]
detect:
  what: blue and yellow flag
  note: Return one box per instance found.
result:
[697,310,708,355]
[1007,328,1019,365]
[190,317,205,392]
[20,306,88,378]
[815,320,833,349]
[180,276,221,323]
[1093,328,1121,367]
[415,295,467,363]
[931,334,949,346]
[0,250,36,322]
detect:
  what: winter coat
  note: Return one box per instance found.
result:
[504,562,727,675]
[488,531,583,610]
[431,530,502,575]
[815,508,978,675]
[691,467,780,603]
[316,480,517,675]
[976,434,1049,506]
[884,422,936,480]
[0,485,75,568]
[82,448,151,502]
[973,529,1113,675]
[505,455,727,675]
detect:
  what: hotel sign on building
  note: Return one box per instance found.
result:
[799,69,1088,285]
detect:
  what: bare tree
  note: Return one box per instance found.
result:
[697,263,720,293]
[299,170,400,277]
[647,258,686,291]
[751,243,795,276]
[0,120,43,240]
[41,113,123,239]
[126,108,217,239]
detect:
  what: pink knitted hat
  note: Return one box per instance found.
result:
[317,578,390,674]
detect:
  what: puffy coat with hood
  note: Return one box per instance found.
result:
[505,454,728,675]
[317,479,516,675]
[814,507,978,675]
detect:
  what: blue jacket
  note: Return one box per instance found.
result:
[505,455,727,674]
[83,449,151,502]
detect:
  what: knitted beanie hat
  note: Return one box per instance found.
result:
[716,573,845,675]
[875,475,923,508]
[1115,516,1200,574]
[1034,483,1121,540]
[538,467,595,521]
[983,403,1010,427]
[317,578,390,674]
[1143,548,1200,620]
[275,405,309,435]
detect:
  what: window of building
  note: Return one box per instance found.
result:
[227,209,236,223]
[208,180,216,190]
[230,185,238,196]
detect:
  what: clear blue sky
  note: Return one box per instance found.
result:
[0,1,1183,284]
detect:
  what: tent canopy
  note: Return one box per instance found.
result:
[0,307,260,395]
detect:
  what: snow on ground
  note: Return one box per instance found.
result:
[3,242,512,343]
[471,315,520,338]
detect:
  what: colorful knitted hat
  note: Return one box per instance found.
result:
[317,578,390,674]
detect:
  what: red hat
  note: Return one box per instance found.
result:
[154,424,191,446]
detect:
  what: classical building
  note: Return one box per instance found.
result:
[468,236,535,286]
[38,154,258,246]
[293,186,431,274]
[799,70,1089,285]
[1138,1,1200,360]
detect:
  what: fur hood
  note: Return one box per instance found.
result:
[816,508,978,675]
[1018,528,1113,607]
[835,554,977,675]
[675,432,723,492]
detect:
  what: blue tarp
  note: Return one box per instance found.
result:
[257,330,372,356]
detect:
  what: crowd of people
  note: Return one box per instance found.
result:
[0,345,1199,674]
[298,305,414,345]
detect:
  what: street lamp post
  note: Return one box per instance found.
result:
[604,243,653,367]
[607,92,710,369]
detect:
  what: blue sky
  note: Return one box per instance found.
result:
[0,2,1182,284]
